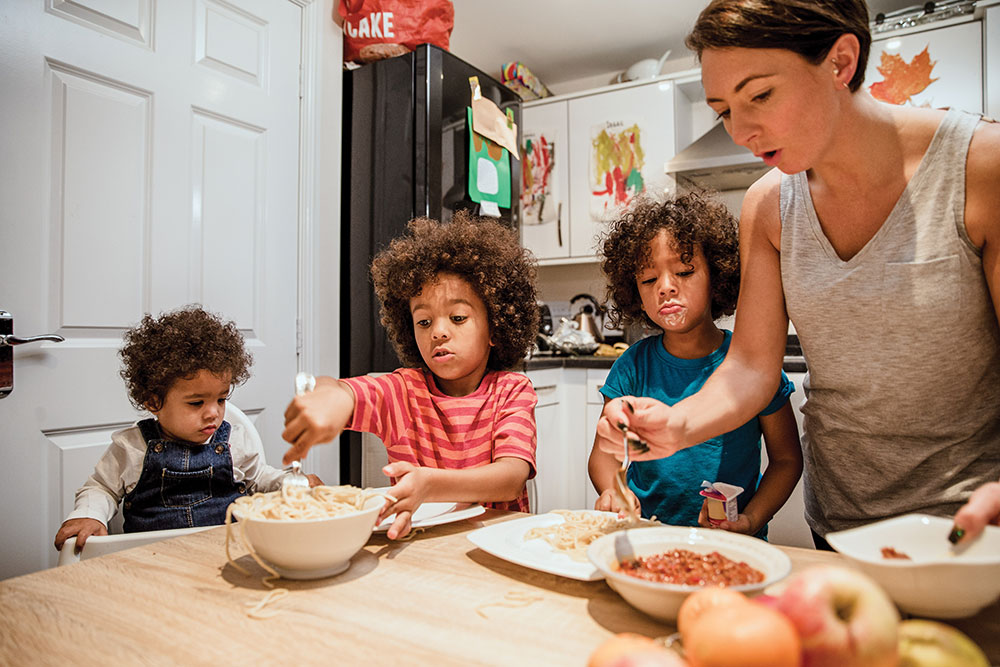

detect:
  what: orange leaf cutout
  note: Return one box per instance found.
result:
[869,46,938,105]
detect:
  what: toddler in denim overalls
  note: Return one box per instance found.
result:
[54,305,320,552]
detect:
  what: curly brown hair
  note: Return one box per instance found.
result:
[119,305,252,411]
[600,192,739,330]
[370,212,539,371]
[686,0,872,93]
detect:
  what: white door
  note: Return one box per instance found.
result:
[0,0,302,578]
[520,100,570,260]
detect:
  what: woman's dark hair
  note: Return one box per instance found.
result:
[686,0,871,92]
[120,305,252,411]
[370,211,539,371]
[600,192,739,330]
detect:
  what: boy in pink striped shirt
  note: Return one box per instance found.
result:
[282,213,540,538]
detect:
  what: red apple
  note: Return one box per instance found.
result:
[772,565,899,667]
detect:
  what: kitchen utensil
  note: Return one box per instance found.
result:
[282,372,316,491]
[570,293,605,343]
[618,49,672,83]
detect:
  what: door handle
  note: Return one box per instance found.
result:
[1,310,65,399]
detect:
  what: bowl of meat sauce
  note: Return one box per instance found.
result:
[587,526,791,622]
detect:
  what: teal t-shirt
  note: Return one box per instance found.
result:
[600,330,794,535]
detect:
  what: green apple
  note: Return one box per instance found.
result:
[897,619,988,667]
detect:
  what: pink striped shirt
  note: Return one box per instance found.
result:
[344,368,537,512]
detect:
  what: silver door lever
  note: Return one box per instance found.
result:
[1,310,65,399]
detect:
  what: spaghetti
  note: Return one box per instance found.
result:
[523,510,634,561]
[224,484,394,618]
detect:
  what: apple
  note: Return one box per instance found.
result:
[771,565,899,667]
[897,619,989,667]
[587,633,688,667]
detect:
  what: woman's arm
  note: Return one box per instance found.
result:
[597,172,790,460]
[964,119,1000,327]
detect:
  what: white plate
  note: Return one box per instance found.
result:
[466,511,621,581]
[371,487,486,532]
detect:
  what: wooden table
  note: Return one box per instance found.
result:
[2,511,998,665]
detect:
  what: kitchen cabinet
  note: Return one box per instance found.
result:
[521,78,676,263]
[584,368,610,510]
[988,5,1000,119]
[525,368,568,513]
[521,101,570,260]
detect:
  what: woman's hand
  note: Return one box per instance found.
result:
[54,518,108,551]
[595,487,641,518]
[697,501,755,535]
[952,480,1000,543]
[378,461,435,540]
[596,396,687,461]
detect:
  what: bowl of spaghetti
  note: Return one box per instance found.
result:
[226,485,388,581]
[587,525,791,622]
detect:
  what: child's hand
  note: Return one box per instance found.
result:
[281,380,354,465]
[697,501,755,535]
[54,518,108,551]
[595,487,641,518]
[378,461,434,540]
[306,473,324,487]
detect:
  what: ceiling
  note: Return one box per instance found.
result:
[449,0,921,88]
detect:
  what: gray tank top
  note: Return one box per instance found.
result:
[779,108,1000,536]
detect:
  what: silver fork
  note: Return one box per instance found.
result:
[281,372,316,491]
[615,422,640,525]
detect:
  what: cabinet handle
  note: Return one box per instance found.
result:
[533,384,557,392]
[557,202,563,247]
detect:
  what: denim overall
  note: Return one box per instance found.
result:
[122,419,248,532]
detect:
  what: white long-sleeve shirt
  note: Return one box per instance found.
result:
[66,419,286,527]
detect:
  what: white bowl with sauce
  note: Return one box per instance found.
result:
[587,526,792,622]
[234,494,385,579]
[826,514,1000,618]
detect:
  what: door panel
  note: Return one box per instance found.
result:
[0,0,302,578]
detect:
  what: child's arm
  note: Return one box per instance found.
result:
[378,457,531,539]
[281,377,357,465]
[589,398,640,515]
[54,429,142,551]
[700,401,802,535]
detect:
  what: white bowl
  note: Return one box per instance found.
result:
[826,514,1000,618]
[234,494,384,579]
[587,525,792,622]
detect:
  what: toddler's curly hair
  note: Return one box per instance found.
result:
[370,211,539,371]
[119,305,252,411]
[600,191,739,330]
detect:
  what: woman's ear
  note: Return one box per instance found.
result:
[828,33,861,89]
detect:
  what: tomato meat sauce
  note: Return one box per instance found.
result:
[618,548,764,587]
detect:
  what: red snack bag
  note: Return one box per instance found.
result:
[337,0,455,64]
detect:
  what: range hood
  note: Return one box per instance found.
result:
[665,121,770,191]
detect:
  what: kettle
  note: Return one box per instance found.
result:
[570,293,605,343]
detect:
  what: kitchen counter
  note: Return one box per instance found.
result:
[2,512,997,664]
[519,353,618,371]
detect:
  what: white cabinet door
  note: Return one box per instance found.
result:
[526,369,565,513]
[987,7,1000,119]
[521,101,570,260]
[584,368,610,509]
[568,81,676,258]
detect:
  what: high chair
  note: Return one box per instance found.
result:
[56,403,260,566]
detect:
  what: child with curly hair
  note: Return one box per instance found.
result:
[588,193,802,538]
[54,305,313,552]
[282,212,540,539]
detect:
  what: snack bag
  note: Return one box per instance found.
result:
[337,0,455,64]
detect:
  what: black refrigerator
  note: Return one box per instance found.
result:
[340,44,522,484]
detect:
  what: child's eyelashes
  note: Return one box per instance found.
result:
[451,315,468,324]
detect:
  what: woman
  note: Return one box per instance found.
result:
[597,0,1000,548]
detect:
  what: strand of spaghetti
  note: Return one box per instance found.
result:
[246,588,290,620]
[523,510,631,561]
[475,591,545,619]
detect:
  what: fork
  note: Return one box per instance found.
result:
[281,372,316,491]
[615,422,641,525]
